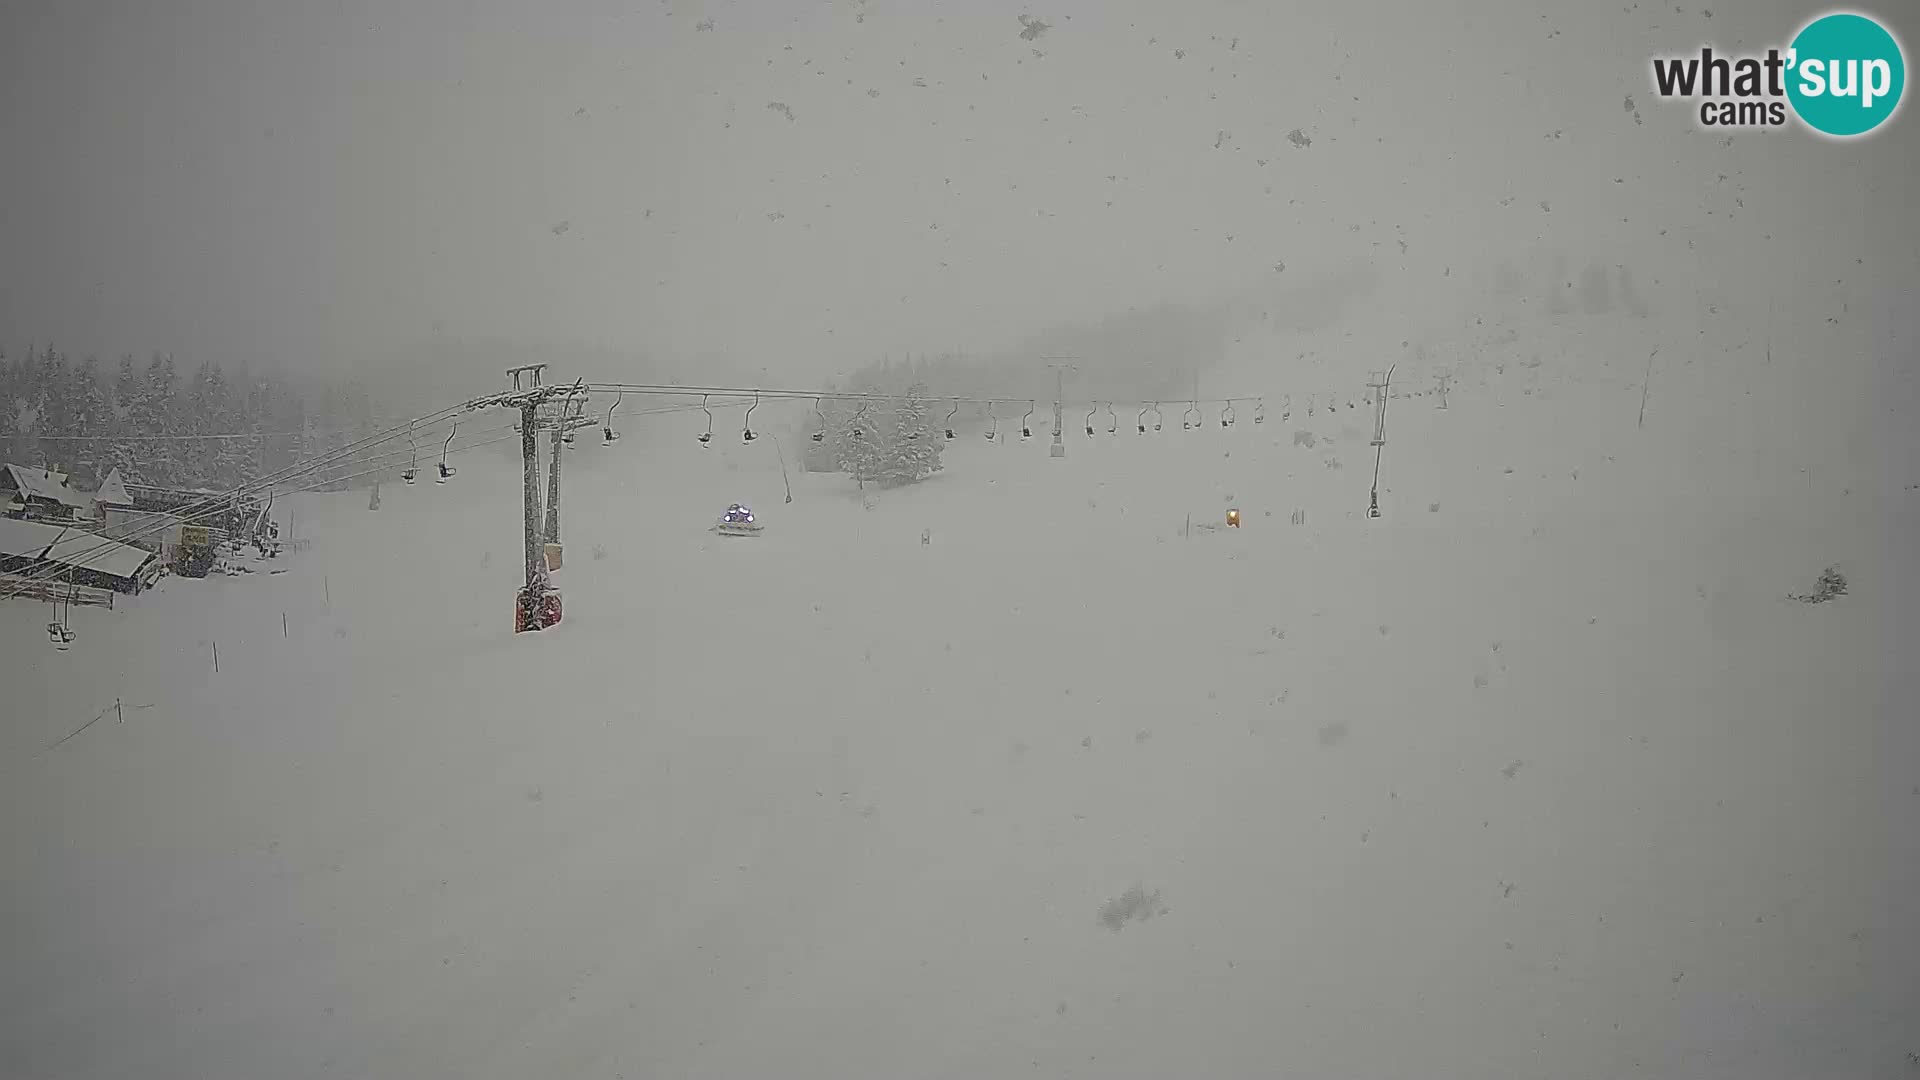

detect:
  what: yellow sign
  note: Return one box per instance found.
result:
[1226,509,1241,528]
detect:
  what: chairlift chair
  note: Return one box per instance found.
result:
[945,400,959,440]
[742,392,759,442]
[437,424,458,483]
[1021,401,1035,440]
[697,395,714,446]
[47,587,75,648]
[603,391,622,444]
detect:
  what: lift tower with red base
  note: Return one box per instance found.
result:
[478,366,570,633]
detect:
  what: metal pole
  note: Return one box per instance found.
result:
[522,401,543,600]
[544,408,565,543]
[545,382,585,543]
[1368,365,1394,518]
[773,435,793,503]
[1637,349,1656,430]
[1043,356,1077,459]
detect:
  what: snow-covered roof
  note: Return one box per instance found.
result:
[93,467,133,507]
[0,517,156,580]
[3,464,96,510]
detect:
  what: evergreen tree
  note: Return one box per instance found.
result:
[0,349,17,464]
[28,344,73,468]
[269,378,305,479]
[313,384,343,489]
[180,361,220,485]
[104,356,141,481]
[112,355,138,421]
[206,365,252,488]
[68,356,109,481]
[877,383,943,486]
[132,354,182,486]
[826,399,883,489]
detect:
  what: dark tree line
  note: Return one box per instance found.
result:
[0,344,380,493]
[819,302,1240,440]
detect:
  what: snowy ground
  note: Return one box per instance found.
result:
[4,342,1917,1079]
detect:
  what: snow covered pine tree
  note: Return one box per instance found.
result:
[828,399,884,489]
[878,383,943,487]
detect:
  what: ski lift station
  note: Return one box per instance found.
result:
[0,517,164,595]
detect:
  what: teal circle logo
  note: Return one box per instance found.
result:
[1786,12,1905,137]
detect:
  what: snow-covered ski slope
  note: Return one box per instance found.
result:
[4,308,1917,1079]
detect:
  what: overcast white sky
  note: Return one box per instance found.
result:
[2,0,1913,387]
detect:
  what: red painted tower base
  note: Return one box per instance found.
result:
[514,587,563,632]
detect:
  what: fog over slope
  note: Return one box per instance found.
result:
[4,0,1910,398]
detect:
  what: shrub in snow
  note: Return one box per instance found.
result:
[1789,566,1848,604]
[1099,885,1167,931]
